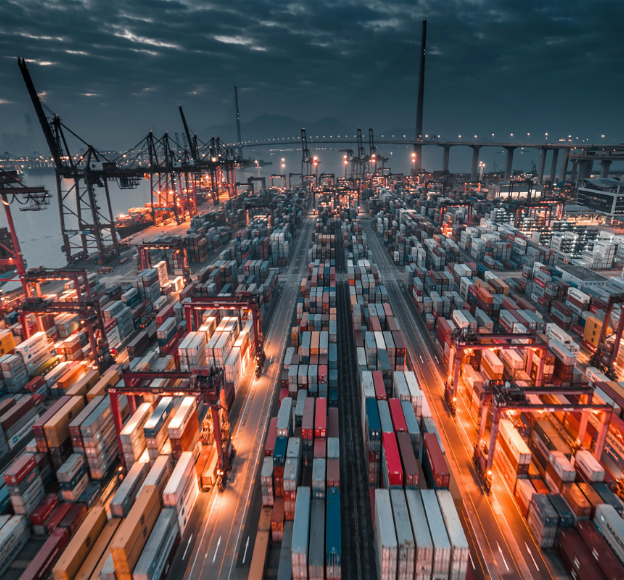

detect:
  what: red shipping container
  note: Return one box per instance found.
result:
[326,459,340,488]
[24,377,46,394]
[327,408,339,439]
[318,365,328,385]
[32,396,71,441]
[265,417,277,456]
[302,398,315,440]
[314,397,327,438]
[4,452,37,486]
[156,304,175,326]
[0,397,15,417]
[20,527,71,580]
[577,520,624,580]
[314,438,326,459]
[372,371,386,400]
[0,396,35,432]
[397,431,419,488]
[557,528,607,580]
[382,432,403,488]
[423,433,450,489]
[45,503,72,534]
[59,502,87,535]
[279,388,289,402]
[30,493,60,527]
[370,317,382,333]
[388,399,407,432]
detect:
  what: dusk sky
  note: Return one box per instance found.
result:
[1,0,623,156]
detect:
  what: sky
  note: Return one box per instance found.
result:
[1,0,623,167]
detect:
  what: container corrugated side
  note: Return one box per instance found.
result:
[436,490,470,580]
[390,489,415,580]
[132,508,180,580]
[374,489,397,580]
[277,522,294,580]
[405,489,433,580]
[421,490,451,580]
[308,499,325,580]
[594,504,624,565]
[291,487,311,580]
[325,488,341,579]
[110,460,150,518]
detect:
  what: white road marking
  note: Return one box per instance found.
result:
[419,355,424,363]
[213,536,222,563]
[182,534,193,560]
[497,542,509,572]
[434,356,440,363]
[242,536,250,564]
[525,542,540,570]
[469,553,475,570]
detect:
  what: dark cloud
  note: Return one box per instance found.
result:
[1,0,623,156]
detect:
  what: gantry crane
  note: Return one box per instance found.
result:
[0,169,49,296]
[19,58,250,263]
[588,293,624,380]
[470,381,612,493]
[19,295,113,374]
[112,367,234,485]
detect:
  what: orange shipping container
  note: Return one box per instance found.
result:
[57,363,87,392]
[65,369,101,398]
[87,366,121,402]
[110,485,161,577]
[73,518,121,580]
[44,396,85,448]
[51,506,108,580]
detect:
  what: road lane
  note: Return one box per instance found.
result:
[171,216,314,580]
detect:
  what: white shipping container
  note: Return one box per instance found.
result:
[168,397,197,440]
[374,489,398,580]
[437,490,470,580]
[132,508,180,580]
[594,504,624,565]
[393,372,411,402]
[405,490,433,580]
[498,420,531,467]
[421,490,451,580]
[545,323,579,355]
[277,397,293,438]
[574,449,605,482]
[390,490,416,580]
[110,460,150,517]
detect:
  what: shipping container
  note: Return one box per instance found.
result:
[405,489,433,580]
[292,487,311,580]
[374,489,397,580]
[390,490,415,580]
[421,490,451,580]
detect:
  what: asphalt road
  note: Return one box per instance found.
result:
[167,215,314,580]
[364,218,569,580]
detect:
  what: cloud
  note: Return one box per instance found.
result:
[212,35,267,51]
[110,27,181,50]
[0,0,622,156]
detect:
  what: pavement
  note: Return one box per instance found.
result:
[167,214,314,580]
[363,218,569,580]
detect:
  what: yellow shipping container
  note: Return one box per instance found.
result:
[87,366,121,402]
[65,369,101,398]
[257,507,272,532]
[110,485,161,577]
[0,329,16,355]
[74,518,121,580]
[583,315,611,349]
[44,396,85,448]
[52,506,108,580]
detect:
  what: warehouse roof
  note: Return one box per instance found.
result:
[555,263,608,282]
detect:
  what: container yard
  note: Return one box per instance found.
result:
[0,183,313,580]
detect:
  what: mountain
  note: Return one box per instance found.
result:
[201,115,354,144]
